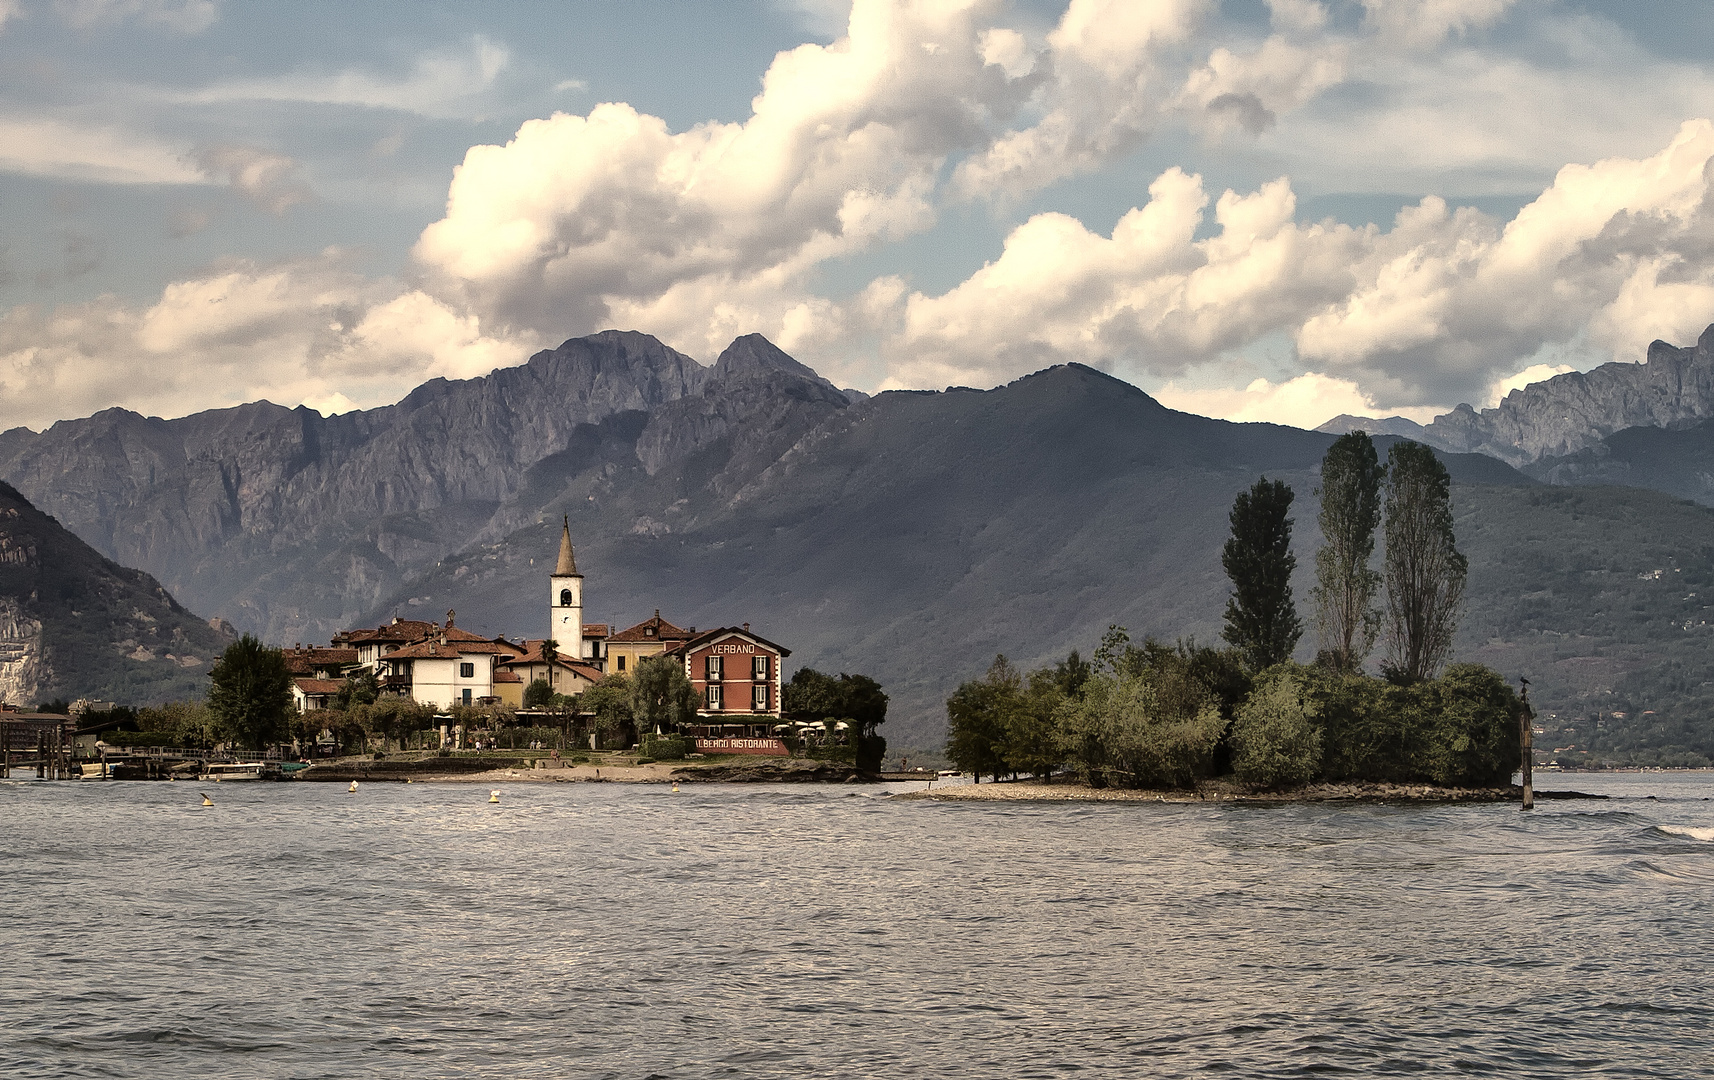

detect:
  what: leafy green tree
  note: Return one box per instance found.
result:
[288,706,327,757]
[1230,668,1324,789]
[1383,442,1467,683]
[138,701,219,749]
[629,655,699,735]
[362,696,433,751]
[783,668,843,722]
[1093,625,1145,679]
[1004,667,1068,780]
[784,668,890,772]
[1312,431,1387,672]
[945,656,1017,782]
[328,708,373,756]
[207,634,294,751]
[335,668,380,711]
[1421,664,1522,787]
[523,678,555,709]
[1051,650,1092,700]
[1221,478,1303,671]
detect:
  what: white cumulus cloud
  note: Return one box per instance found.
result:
[1154,371,1391,430]
[0,255,533,431]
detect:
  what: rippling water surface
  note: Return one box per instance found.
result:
[3,773,1712,1078]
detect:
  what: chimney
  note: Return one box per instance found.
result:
[743,623,750,633]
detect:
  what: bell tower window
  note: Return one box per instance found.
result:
[559,589,573,606]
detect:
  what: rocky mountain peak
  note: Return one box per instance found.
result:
[710,333,838,391]
[1423,322,1714,466]
[1315,414,1430,440]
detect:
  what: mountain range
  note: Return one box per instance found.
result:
[1319,324,1714,472]
[6,324,1714,754]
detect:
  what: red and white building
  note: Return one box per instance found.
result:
[666,626,790,743]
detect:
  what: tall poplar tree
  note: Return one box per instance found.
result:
[1221,478,1302,671]
[1311,432,1387,672]
[1382,442,1467,682]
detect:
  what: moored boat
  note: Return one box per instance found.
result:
[198,761,279,782]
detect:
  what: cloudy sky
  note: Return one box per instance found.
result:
[2,0,1713,432]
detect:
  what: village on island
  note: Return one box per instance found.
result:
[292,519,796,756]
[1,517,890,783]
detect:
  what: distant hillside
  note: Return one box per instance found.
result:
[1456,484,1714,766]
[0,481,231,706]
[1524,418,1714,506]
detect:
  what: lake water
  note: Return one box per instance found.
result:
[3,773,1712,1078]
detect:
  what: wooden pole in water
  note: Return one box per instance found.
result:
[1518,677,1534,811]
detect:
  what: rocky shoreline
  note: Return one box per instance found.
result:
[895,780,1606,804]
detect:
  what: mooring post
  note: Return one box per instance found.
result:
[1519,677,1534,811]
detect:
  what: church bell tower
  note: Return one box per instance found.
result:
[550,516,584,658]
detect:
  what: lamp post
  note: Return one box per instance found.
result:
[1519,677,1534,811]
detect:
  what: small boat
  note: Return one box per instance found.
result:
[79,761,115,780]
[198,762,278,782]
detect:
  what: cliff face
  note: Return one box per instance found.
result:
[1425,324,1714,465]
[0,330,709,642]
[0,483,229,705]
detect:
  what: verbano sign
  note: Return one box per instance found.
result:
[695,737,787,756]
[710,641,756,655]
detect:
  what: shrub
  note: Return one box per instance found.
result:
[640,734,688,760]
[1230,668,1323,789]
[1056,674,1224,789]
[1422,664,1522,787]
[1307,668,1416,782]
[635,757,657,765]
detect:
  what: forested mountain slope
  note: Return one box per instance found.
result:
[0,481,231,706]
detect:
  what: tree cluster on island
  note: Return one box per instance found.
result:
[946,435,1523,791]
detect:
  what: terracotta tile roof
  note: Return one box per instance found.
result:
[281,647,358,675]
[583,624,609,637]
[499,643,587,667]
[563,662,605,683]
[334,618,439,645]
[382,640,486,660]
[443,640,514,654]
[609,611,695,643]
[439,625,495,643]
[294,678,344,695]
[493,671,522,684]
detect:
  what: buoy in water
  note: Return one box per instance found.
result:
[489,789,501,803]
[671,781,680,792]
[200,793,213,807]
[349,780,359,793]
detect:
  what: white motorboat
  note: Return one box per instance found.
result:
[199,761,276,782]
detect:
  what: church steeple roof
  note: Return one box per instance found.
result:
[555,516,580,576]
